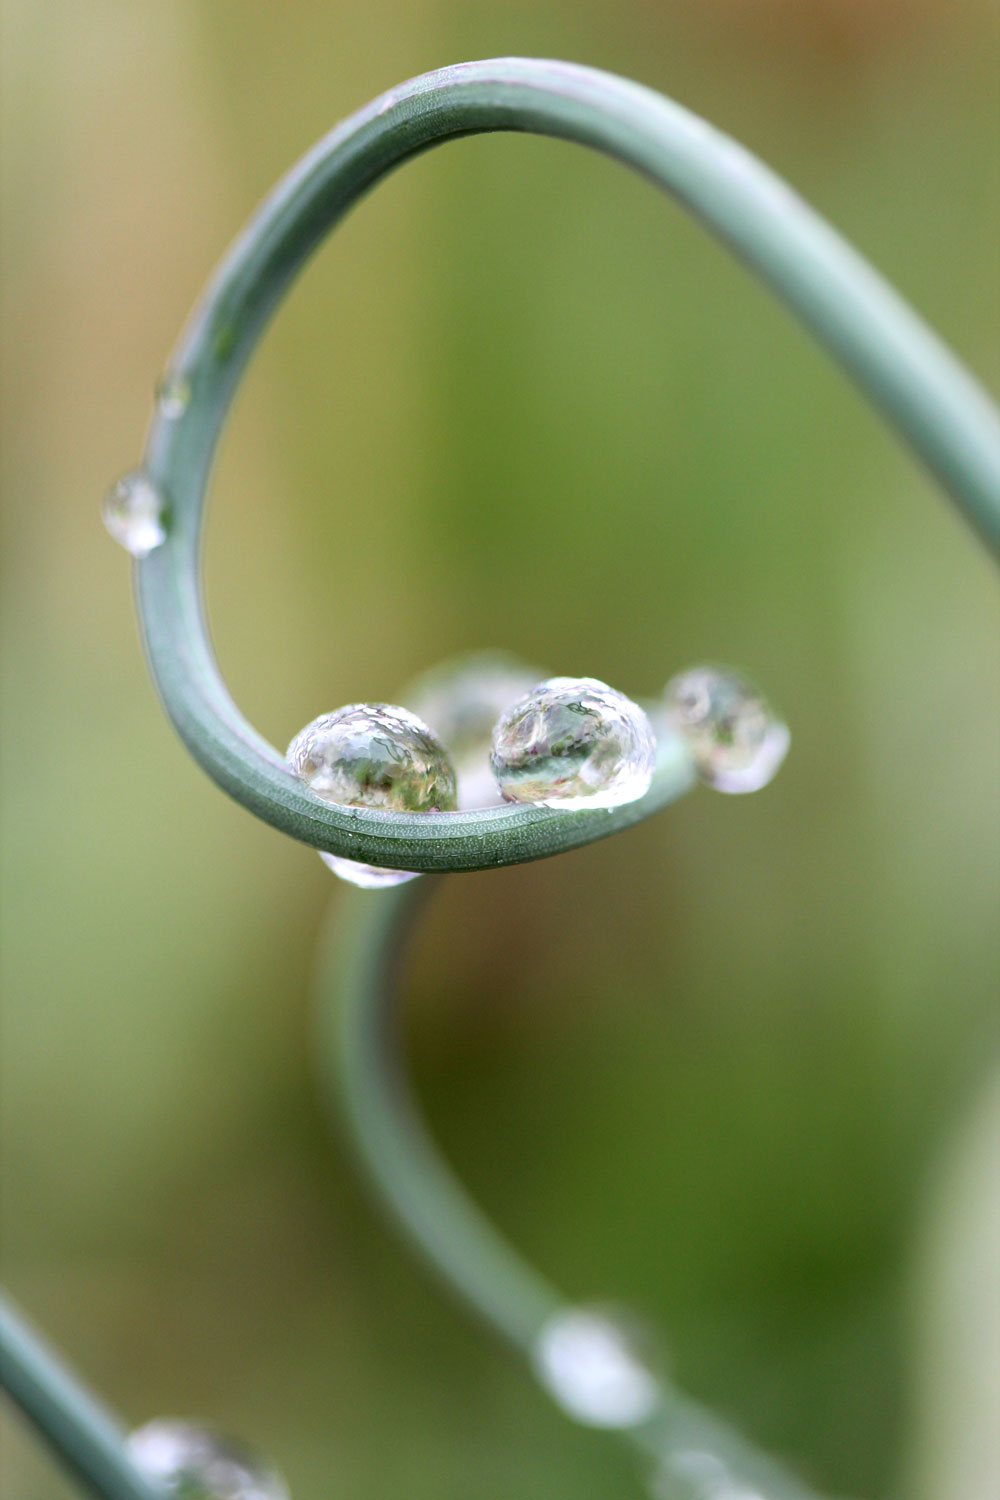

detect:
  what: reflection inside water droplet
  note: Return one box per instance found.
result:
[491,676,656,810]
[663,665,788,794]
[102,470,167,558]
[533,1306,661,1428]
[155,372,192,419]
[286,703,457,888]
[128,1419,289,1500]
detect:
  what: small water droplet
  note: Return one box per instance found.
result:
[317,850,420,889]
[664,666,789,794]
[653,1449,768,1500]
[128,1420,289,1500]
[102,470,166,557]
[403,650,546,809]
[533,1306,661,1428]
[287,703,457,888]
[156,372,192,419]
[490,677,655,810]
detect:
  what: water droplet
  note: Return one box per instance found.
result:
[286,703,457,888]
[128,1420,289,1500]
[287,703,457,811]
[403,650,546,809]
[316,849,419,889]
[490,676,655,810]
[533,1306,661,1428]
[156,372,192,419]
[652,1449,768,1500]
[102,470,167,557]
[663,666,789,794]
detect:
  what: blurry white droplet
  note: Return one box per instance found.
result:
[102,470,166,558]
[403,649,546,809]
[156,372,192,419]
[128,1420,288,1500]
[533,1306,661,1428]
[664,666,789,794]
[652,1447,776,1500]
[287,703,457,888]
[491,676,656,810]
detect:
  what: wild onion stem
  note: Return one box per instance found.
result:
[0,1296,159,1500]
[6,57,998,1500]
[315,880,822,1498]
[136,58,1000,876]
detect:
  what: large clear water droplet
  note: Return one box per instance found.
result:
[128,1420,289,1500]
[102,470,166,558]
[156,372,192,419]
[491,676,655,810]
[533,1306,661,1428]
[286,703,457,888]
[403,650,545,809]
[663,666,789,794]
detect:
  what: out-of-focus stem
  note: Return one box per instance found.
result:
[0,1295,159,1500]
[316,879,823,1498]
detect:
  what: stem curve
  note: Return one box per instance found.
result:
[135,58,1000,873]
[316,880,824,1498]
[8,55,996,1498]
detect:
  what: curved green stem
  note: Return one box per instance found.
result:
[0,1296,159,1500]
[15,55,993,1500]
[315,879,562,1352]
[135,57,1000,876]
[315,879,824,1498]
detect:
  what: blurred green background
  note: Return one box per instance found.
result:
[2,3,998,1498]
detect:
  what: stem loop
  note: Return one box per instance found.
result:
[136,59,1000,873]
